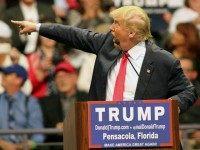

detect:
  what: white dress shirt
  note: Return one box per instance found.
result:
[20,2,39,54]
[106,41,146,101]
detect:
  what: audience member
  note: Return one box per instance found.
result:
[169,22,200,80]
[28,36,61,99]
[0,64,44,150]
[53,0,69,24]
[170,22,200,62]
[77,0,112,29]
[179,57,200,148]
[3,0,55,54]
[39,61,87,149]
[77,53,96,95]
[53,0,80,25]
[179,57,200,122]
[169,0,200,34]
[180,58,200,91]
[0,20,32,94]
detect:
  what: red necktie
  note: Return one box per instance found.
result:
[113,52,129,101]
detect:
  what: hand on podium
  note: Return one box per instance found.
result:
[11,20,37,35]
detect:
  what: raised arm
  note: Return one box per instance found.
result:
[11,20,109,54]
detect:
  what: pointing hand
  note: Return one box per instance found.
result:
[11,20,37,35]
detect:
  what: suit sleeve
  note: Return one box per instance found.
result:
[39,23,108,55]
[168,59,198,113]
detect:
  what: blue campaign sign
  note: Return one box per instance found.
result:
[88,100,173,148]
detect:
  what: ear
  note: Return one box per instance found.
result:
[129,32,136,38]
[16,77,23,87]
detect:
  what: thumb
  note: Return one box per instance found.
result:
[19,28,30,35]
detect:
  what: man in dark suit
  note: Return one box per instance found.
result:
[3,0,55,54]
[12,6,197,115]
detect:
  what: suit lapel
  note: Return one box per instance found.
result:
[99,47,121,99]
[134,40,155,100]
[103,47,121,77]
[16,5,24,20]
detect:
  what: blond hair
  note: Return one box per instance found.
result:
[110,6,152,41]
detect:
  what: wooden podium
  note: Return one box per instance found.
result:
[63,100,180,150]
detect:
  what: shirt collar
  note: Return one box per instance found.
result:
[4,91,22,101]
[127,41,146,60]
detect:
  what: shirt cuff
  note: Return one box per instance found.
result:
[36,23,41,32]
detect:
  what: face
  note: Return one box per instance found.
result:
[171,31,185,46]
[180,59,197,81]
[80,0,100,10]
[110,19,131,51]
[55,71,77,94]
[21,0,35,5]
[2,73,22,90]
[189,0,200,11]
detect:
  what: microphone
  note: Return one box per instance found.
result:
[122,52,140,77]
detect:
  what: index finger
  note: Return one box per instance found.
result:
[11,20,24,26]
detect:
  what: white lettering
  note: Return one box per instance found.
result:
[102,132,135,140]
[154,106,165,120]
[95,106,165,122]
[95,108,105,122]
[138,107,151,121]
[137,132,158,139]
[123,107,134,121]
[109,107,119,121]
[103,133,107,140]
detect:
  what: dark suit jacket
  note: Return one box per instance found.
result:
[39,24,197,113]
[3,2,55,53]
[39,92,88,142]
[39,95,64,142]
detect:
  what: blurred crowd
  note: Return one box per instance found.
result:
[0,0,200,149]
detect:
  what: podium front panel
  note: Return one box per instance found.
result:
[87,100,175,149]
